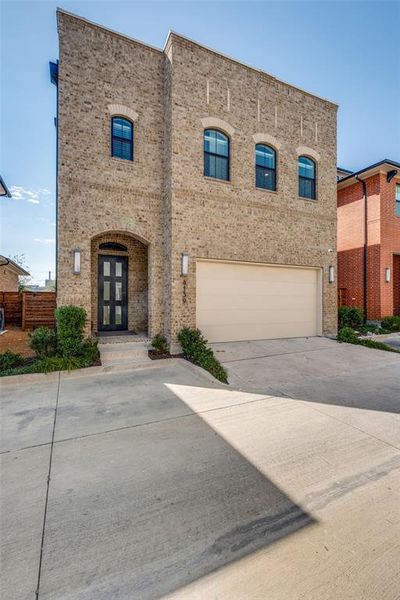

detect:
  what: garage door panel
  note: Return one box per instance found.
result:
[198,292,316,312]
[196,261,320,342]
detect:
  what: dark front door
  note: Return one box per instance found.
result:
[98,255,128,331]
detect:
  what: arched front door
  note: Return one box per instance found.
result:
[98,255,128,331]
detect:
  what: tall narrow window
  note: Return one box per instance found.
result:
[204,129,229,181]
[111,117,133,161]
[256,144,276,191]
[298,156,316,199]
[396,184,400,217]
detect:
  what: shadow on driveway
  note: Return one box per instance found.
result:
[34,365,315,600]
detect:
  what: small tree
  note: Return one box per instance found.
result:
[8,254,31,291]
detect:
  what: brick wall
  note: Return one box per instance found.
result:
[57,11,338,341]
[338,172,400,319]
[0,267,19,292]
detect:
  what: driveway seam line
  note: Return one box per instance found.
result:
[219,346,337,363]
[5,393,277,453]
[34,371,61,600]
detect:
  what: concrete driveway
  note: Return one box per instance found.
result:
[1,341,400,600]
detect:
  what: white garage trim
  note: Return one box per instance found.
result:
[196,259,322,343]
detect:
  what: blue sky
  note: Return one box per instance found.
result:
[1,1,399,285]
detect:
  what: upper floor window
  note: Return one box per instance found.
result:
[111,117,133,161]
[396,184,400,217]
[255,144,276,191]
[298,156,316,200]
[204,129,229,181]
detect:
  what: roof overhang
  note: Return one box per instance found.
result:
[337,159,400,190]
[0,175,11,197]
[0,256,30,277]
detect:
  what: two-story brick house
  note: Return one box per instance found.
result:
[337,160,400,319]
[53,10,338,346]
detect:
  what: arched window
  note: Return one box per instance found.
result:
[204,129,229,181]
[298,156,316,199]
[111,117,133,161]
[255,144,276,191]
[99,242,128,252]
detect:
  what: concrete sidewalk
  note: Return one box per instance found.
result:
[1,350,400,599]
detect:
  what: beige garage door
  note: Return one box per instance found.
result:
[196,261,321,342]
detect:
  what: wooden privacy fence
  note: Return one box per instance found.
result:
[0,291,56,330]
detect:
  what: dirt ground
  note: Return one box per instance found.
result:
[0,327,34,357]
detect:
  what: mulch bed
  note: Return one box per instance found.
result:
[0,328,34,357]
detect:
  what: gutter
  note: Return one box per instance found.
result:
[355,175,368,323]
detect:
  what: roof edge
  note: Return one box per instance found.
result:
[337,159,400,186]
[56,8,163,54]
[0,256,30,276]
[55,10,338,108]
[164,30,339,108]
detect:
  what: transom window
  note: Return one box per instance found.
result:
[396,184,400,217]
[111,116,133,161]
[99,242,128,251]
[204,129,229,181]
[255,144,276,191]
[298,156,316,200]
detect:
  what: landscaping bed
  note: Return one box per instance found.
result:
[149,329,228,383]
[0,306,100,377]
[337,308,400,354]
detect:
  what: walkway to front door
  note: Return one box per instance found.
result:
[98,255,128,331]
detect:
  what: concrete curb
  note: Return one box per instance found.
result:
[0,359,177,387]
[363,331,400,341]
[0,356,229,388]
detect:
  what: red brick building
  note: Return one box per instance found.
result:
[337,160,400,319]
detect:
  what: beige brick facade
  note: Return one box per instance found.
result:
[56,10,338,343]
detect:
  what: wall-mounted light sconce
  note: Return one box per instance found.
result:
[328,265,335,284]
[181,252,189,277]
[385,267,391,283]
[73,249,81,275]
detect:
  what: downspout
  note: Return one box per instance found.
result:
[355,175,367,323]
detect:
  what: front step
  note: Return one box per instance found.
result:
[98,334,150,345]
[98,339,151,368]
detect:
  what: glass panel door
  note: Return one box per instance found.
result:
[98,255,128,331]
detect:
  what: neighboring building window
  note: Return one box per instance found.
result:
[396,184,400,217]
[204,129,229,181]
[111,117,133,161]
[255,144,276,191]
[298,156,316,199]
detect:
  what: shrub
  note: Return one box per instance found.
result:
[55,305,86,357]
[337,326,359,343]
[28,327,57,359]
[151,334,168,354]
[0,350,25,372]
[177,327,208,360]
[79,338,100,364]
[177,327,228,383]
[337,326,400,355]
[381,316,400,332]
[338,306,363,330]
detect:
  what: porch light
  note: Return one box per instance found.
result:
[181,252,189,277]
[328,265,335,284]
[73,250,81,275]
[385,267,391,283]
